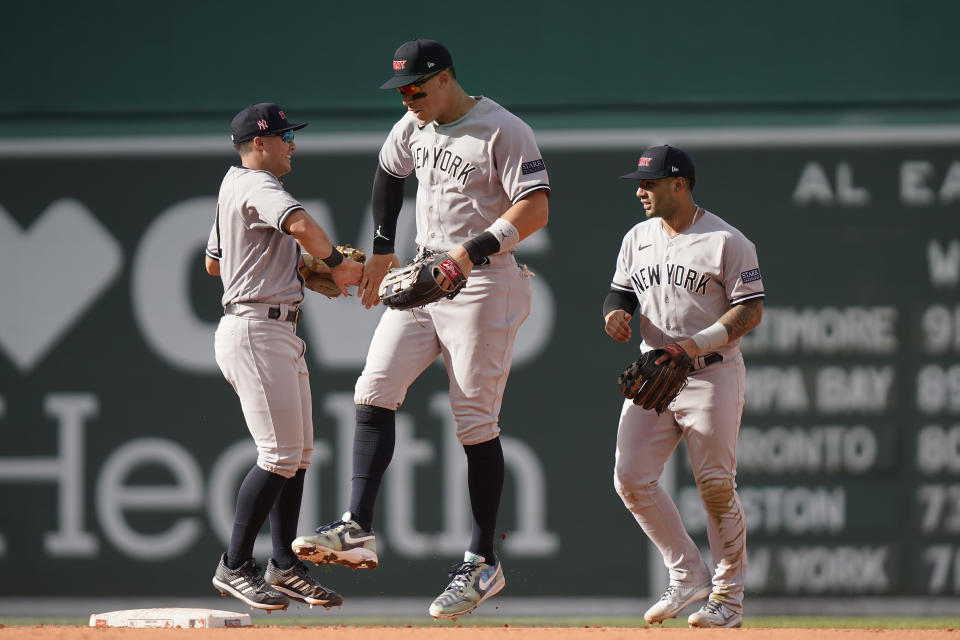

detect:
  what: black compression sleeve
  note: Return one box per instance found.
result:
[371,164,405,254]
[603,288,639,318]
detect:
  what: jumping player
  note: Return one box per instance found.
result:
[292,39,550,619]
[603,145,763,628]
[205,103,362,611]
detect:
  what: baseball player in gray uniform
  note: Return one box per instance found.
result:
[292,39,550,619]
[205,103,362,611]
[603,146,763,628]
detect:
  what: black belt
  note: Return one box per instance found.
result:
[224,303,301,324]
[693,352,723,371]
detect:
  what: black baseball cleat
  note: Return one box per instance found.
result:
[212,553,289,611]
[264,558,344,609]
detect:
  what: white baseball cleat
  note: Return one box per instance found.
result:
[688,596,743,628]
[292,511,379,569]
[428,552,505,620]
[643,578,713,624]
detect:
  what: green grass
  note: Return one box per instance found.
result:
[0,619,89,626]
[754,617,960,629]
[3,616,959,629]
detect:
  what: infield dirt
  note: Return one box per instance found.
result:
[2,627,959,639]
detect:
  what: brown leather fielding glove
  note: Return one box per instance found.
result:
[300,245,366,298]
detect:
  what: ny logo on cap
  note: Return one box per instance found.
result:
[638,157,652,167]
[257,119,269,130]
[393,60,407,70]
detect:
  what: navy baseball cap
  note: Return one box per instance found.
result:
[379,39,453,90]
[620,145,696,181]
[231,103,307,143]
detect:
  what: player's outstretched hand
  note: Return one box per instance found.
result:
[605,310,632,343]
[359,253,398,309]
[331,258,364,297]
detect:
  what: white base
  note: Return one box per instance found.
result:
[89,607,251,628]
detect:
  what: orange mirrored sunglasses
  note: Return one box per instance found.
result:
[397,69,443,97]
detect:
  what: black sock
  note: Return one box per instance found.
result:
[269,468,306,569]
[349,404,396,531]
[226,465,288,569]
[464,437,504,563]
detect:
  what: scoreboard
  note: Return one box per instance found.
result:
[654,141,960,596]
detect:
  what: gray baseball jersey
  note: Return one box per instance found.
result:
[355,96,549,444]
[377,97,549,253]
[206,166,305,308]
[609,209,764,355]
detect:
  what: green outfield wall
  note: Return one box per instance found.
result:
[0,128,958,600]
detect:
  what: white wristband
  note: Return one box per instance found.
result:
[486,218,520,253]
[691,322,729,352]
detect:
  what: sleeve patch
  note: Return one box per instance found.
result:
[741,268,762,283]
[521,159,546,175]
